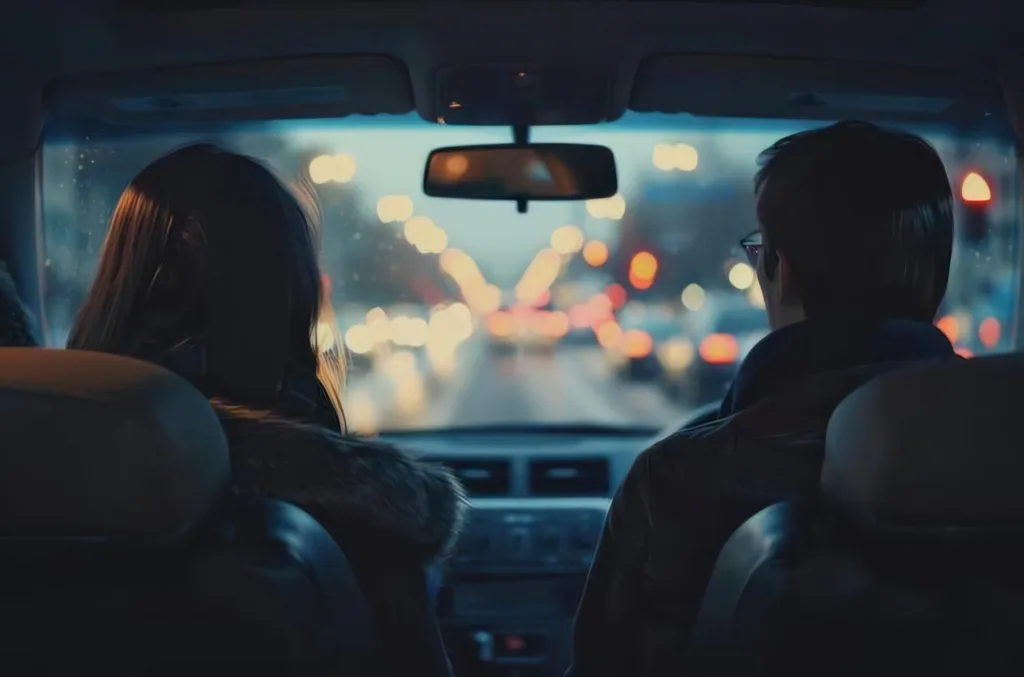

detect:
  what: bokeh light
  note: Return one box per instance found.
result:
[582,240,609,267]
[308,154,357,184]
[652,143,699,172]
[728,262,755,290]
[586,194,626,220]
[681,283,706,311]
[961,172,992,203]
[376,195,414,223]
[550,225,585,255]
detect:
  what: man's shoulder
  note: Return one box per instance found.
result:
[639,366,887,497]
[657,403,830,499]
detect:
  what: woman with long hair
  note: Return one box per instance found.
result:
[68,143,464,676]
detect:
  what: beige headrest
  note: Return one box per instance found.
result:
[0,348,230,540]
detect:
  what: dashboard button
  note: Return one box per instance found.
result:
[505,527,531,557]
[460,533,494,560]
[570,527,598,552]
[535,528,562,554]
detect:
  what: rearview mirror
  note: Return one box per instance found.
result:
[423,143,617,201]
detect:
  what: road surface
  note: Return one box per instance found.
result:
[342,337,691,434]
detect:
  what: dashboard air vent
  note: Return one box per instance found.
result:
[529,458,610,496]
[433,457,511,497]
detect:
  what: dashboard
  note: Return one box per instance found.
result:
[379,427,657,677]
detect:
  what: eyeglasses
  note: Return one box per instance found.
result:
[739,230,763,268]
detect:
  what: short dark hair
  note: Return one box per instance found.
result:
[754,120,953,323]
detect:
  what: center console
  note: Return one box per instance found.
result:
[437,497,609,677]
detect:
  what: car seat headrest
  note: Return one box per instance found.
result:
[0,348,230,541]
[823,354,1024,532]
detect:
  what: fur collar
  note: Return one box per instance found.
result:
[0,268,465,562]
[212,400,468,563]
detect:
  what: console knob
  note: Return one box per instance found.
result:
[472,630,494,663]
[506,527,531,557]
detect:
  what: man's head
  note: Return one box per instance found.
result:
[748,121,953,331]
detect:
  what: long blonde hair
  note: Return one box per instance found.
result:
[68,143,346,432]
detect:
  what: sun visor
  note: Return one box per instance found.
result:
[631,55,1005,126]
[44,55,414,125]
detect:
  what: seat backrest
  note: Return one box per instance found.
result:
[0,348,376,674]
[689,353,1024,677]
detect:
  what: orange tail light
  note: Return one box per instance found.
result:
[699,333,739,364]
[623,330,653,359]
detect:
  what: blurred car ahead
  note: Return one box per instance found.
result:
[659,295,767,407]
[607,314,684,382]
[486,307,569,355]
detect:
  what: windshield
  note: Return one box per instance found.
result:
[41,113,1020,433]
[717,307,769,336]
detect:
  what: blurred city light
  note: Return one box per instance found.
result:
[568,304,592,328]
[586,193,626,220]
[681,283,706,311]
[404,216,448,254]
[418,227,448,254]
[383,350,425,416]
[728,262,755,290]
[652,143,699,172]
[582,240,609,267]
[587,293,614,320]
[657,338,695,373]
[390,316,429,347]
[308,154,357,184]
[542,311,571,338]
[376,195,414,223]
[623,330,653,359]
[979,316,1000,348]
[487,311,514,338]
[463,282,502,315]
[425,340,457,379]
[438,248,500,314]
[383,349,418,381]
[550,225,585,255]
[747,283,766,309]
[344,324,375,355]
[439,249,482,284]
[515,248,564,305]
[344,389,379,435]
[428,303,473,347]
[628,271,653,290]
[605,283,628,309]
[628,251,658,290]
[961,172,992,203]
[935,314,960,343]
[596,320,623,349]
[395,374,426,415]
[445,303,475,341]
[699,333,739,364]
[404,215,433,246]
[366,307,390,344]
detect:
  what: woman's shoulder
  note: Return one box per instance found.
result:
[210,399,468,563]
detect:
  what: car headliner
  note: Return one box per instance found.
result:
[0,0,1021,155]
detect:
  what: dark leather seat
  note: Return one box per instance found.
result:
[688,353,1024,677]
[0,348,376,674]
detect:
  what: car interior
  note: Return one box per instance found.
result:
[1,0,1022,675]
[689,354,1024,677]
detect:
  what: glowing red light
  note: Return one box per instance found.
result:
[605,283,627,309]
